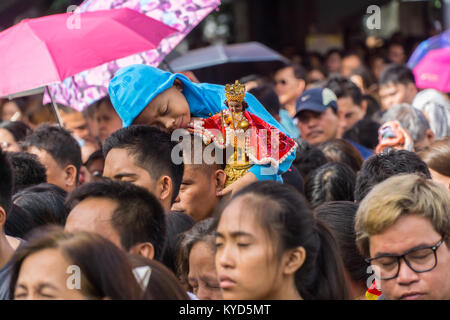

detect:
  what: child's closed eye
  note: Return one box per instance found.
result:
[160,105,169,116]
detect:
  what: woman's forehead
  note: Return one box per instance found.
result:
[219,197,265,233]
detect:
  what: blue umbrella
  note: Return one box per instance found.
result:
[167,42,290,84]
[407,29,450,69]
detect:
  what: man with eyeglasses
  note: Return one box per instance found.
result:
[273,63,306,118]
[355,173,450,300]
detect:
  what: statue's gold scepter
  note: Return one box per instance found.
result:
[220,110,226,145]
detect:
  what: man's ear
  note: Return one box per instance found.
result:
[174,79,184,91]
[282,246,306,275]
[297,79,306,95]
[407,83,418,102]
[0,206,6,228]
[156,175,173,203]
[129,242,155,260]
[214,169,227,194]
[64,165,78,188]
[360,99,368,115]
[425,128,435,144]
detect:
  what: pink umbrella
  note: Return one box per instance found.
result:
[0,8,177,98]
[43,0,221,111]
[413,48,450,93]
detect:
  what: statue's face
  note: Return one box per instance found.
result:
[228,101,243,113]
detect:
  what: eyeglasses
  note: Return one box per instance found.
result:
[366,238,445,280]
[274,79,287,86]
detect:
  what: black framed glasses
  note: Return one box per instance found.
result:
[274,79,287,86]
[365,238,445,280]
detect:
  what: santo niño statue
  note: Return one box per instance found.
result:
[188,80,297,187]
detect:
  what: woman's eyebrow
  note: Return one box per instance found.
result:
[15,283,27,291]
[215,231,254,239]
[230,231,254,239]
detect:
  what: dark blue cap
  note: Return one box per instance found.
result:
[295,87,338,117]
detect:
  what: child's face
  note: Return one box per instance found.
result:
[133,82,191,132]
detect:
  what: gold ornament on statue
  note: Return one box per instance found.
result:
[225,80,246,103]
[222,80,252,187]
[240,120,249,130]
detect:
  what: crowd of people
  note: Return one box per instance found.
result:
[0,35,449,301]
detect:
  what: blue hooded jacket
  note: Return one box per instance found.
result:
[108,64,296,181]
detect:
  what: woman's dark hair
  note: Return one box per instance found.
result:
[315,201,368,284]
[162,211,196,275]
[177,218,217,291]
[218,181,350,300]
[9,226,144,299]
[129,254,189,300]
[0,121,32,144]
[318,139,363,173]
[13,183,68,229]
[419,137,450,177]
[305,162,356,208]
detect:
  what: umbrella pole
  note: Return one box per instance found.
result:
[162,59,174,73]
[45,86,64,127]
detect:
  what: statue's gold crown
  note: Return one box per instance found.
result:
[225,80,246,103]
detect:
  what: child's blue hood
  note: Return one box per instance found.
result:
[108,64,226,127]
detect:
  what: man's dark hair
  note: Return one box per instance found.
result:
[162,211,195,275]
[305,162,356,209]
[8,152,47,193]
[379,64,416,87]
[325,75,363,106]
[342,50,361,60]
[13,183,68,228]
[0,148,13,217]
[343,119,380,150]
[325,48,343,60]
[276,63,307,81]
[293,138,328,180]
[5,204,35,239]
[362,94,381,121]
[318,139,363,173]
[22,124,82,182]
[282,165,304,195]
[354,149,431,202]
[249,84,280,118]
[103,125,184,203]
[66,180,167,261]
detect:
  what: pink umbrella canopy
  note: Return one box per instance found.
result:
[413,48,450,93]
[0,8,177,98]
[43,0,221,111]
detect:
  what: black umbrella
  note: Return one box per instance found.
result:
[167,41,290,84]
